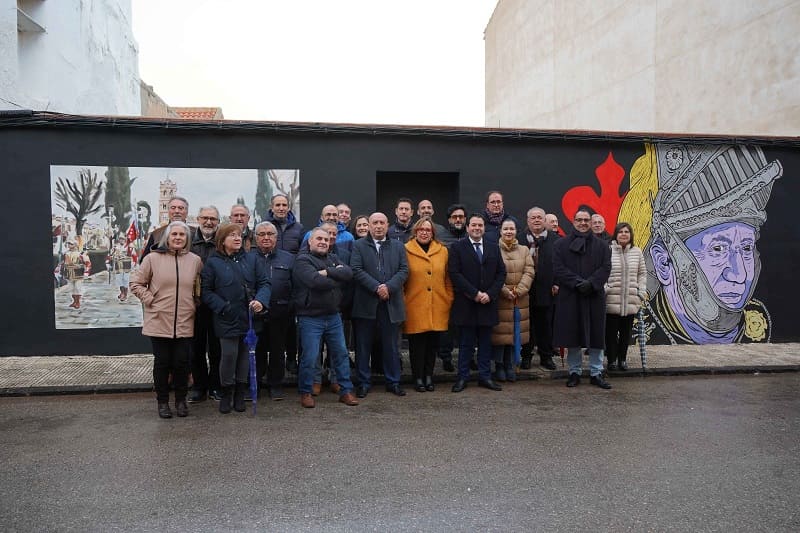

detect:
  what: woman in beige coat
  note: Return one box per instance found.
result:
[491,219,534,382]
[604,222,647,370]
[130,221,203,419]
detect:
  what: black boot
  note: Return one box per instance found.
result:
[233,383,247,412]
[520,355,532,370]
[219,386,234,414]
[175,398,188,417]
[539,353,557,370]
[414,378,426,392]
[158,402,172,419]
[424,376,435,392]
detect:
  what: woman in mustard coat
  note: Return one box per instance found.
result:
[403,217,454,392]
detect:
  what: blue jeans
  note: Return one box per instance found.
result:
[354,302,401,388]
[566,347,604,377]
[458,325,492,381]
[297,314,353,396]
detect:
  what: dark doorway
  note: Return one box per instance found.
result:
[375,171,459,227]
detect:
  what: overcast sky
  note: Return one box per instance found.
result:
[132,0,498,126]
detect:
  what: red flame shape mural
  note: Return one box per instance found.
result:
[561,151,627,235]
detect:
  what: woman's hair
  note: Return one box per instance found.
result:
[613,222,635,247]
[411,216,436,240]
[215,223,243,253]
[158,221,192,253]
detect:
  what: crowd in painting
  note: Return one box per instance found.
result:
[124,191,646,419]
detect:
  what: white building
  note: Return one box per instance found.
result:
[485,0,800,136]
[0,0,140,115]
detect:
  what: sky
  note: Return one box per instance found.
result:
[132,0,498,126]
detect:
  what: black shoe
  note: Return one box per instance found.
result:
[451,379,467,393]
[286,358,298,374]
[269,387,285,401]
[188,390,207,403]
[590,375,612,389]
[424,376,435,392]
[175,400,188,417]
[566,373,581,387]
[414,379,426,393]
[619,360,628,371]
[158,402,172,419]
[539,355,557,370]
[608,361,618,371]
[233,384,247,412]
[356,385,369,399]
[219,387,233,414]
[478,379,503,391]
[520,356,532,370]
[442,360,455,372]
[386,384,406,397]
[209,389,223,401]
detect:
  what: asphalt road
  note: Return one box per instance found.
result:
[1,374,798,532]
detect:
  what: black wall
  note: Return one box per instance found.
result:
[1,120,797,355]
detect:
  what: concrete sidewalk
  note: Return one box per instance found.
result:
[2,342,799,396]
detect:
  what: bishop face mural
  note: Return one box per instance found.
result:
[615,143,782,344]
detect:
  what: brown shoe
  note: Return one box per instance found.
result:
[312,383,321,396]
[339,392,359,406]
[300,393,315,408]
[330,383,341,394]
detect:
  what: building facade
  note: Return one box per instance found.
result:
[485,0,800,136]
[0,0,140,115]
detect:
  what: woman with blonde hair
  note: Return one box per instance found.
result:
[403,217,453,391]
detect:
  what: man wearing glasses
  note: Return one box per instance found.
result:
[438,203,468,247]
[553,209,613,389]
[251,221,296,400]
[189,206,222,402]
[482,190,520,243]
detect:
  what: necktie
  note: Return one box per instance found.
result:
[473,241,483,262]
[376,240,385,279]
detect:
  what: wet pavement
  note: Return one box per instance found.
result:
[1,374,798,532]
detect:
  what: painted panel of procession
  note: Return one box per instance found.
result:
[51,142,781,348]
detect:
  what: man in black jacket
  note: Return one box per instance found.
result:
[189,205,221,402]
[292,228,359,408]
[520,207,559,370]
[251,221,295,401]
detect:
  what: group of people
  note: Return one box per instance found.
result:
[129,191,647,419]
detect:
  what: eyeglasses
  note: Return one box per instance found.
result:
[256,231,277,237]
[198,216,219,222]
[416,228,432,234]
[574,218,591,223]
[488,200,503,205]
[449,214,465,219]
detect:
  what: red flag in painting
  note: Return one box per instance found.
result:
[126,215,138,244]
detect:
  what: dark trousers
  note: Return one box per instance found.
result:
[605,314,634,364]
[458,325,492,381]
[256,315,289,387]
[219,337,249,387]
[151,337,192,403]
[437,326,455,362]
[191,306,221,393]
[525,304,555,357]
[408,331,440,380]
[354,302,401,387]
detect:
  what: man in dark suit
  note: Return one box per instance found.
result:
[448,213,506,392]
[520,206,560,370]
[351,212,409,398]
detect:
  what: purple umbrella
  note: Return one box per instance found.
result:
[244,308,259,415]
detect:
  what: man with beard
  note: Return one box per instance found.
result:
[482,190,520,243]
[141,196,190,259]
[520,207,559,370]
[438,203,468,247]
[189,205,222,402]
[388,197,414,242]
[553,209,612,390]
[416,199,447,237]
